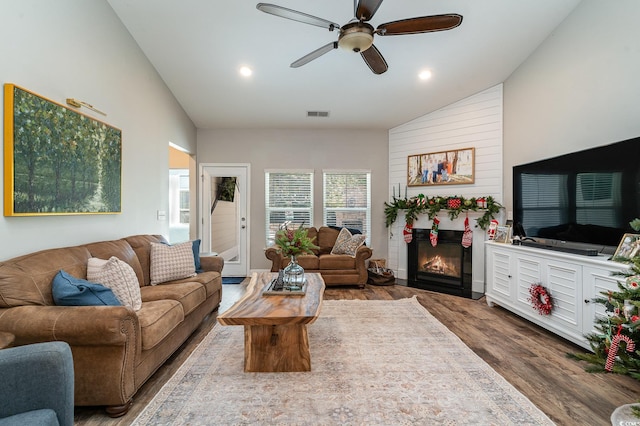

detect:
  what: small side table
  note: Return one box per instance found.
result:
[0,331,15,349]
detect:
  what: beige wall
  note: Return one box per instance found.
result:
[197,129,388,271]
[0,1,196,260]
[503,0,640,214]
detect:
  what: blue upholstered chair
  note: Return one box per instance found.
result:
[0,341,74,426]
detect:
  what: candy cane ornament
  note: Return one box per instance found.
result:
[605,334,635,372]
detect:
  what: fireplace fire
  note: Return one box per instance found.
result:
[422,255,458,275]
[407,228,473,298]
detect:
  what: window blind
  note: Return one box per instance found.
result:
[265,170,313,246]
[323,170,371,245]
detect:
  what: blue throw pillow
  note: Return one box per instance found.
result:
[52,270,122,306]
[192,239,202,273]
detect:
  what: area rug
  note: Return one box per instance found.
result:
[132,297,554,425]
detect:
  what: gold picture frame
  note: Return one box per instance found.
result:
[4,84,122,216]
[613,233,640,261]
[407,147,475,186]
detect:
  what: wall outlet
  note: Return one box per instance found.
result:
[157,210,166,220]
[507,210,513,221]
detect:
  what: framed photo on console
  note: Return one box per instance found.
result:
[613,233,640,261]
[494,225,512,244]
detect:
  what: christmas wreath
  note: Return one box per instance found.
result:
[528,283,553,315]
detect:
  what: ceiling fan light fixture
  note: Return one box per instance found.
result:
[338,22,374,53]
[256,3,463,74]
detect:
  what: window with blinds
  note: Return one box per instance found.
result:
[265,170,314,246]
[323,170,371,244]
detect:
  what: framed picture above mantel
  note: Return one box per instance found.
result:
[4,84,122,216]
[407,147,474,186]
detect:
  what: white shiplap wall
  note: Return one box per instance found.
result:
[387,84,504,292]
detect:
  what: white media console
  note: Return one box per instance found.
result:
[485,241,628,350]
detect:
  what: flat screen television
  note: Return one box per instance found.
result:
[513,136,640,254]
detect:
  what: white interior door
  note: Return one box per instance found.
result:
[200,164,249,277]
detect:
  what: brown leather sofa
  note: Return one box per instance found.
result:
[265,226,372,288]
[0,234,223,417]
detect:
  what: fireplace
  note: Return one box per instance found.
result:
[407,228,473,298]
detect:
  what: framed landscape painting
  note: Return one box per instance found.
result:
[4,84,122,216]
[407,147,474,186]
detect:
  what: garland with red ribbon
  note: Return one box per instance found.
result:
[528,283,553,315]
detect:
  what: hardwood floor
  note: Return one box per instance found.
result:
[74,280,640,425]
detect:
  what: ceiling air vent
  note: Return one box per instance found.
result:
[307,111,330,118]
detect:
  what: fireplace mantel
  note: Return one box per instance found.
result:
[387,210,504,296]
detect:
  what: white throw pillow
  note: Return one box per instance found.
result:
[150,241,197,285]
[87,256,142,311]
[331,228,367,257]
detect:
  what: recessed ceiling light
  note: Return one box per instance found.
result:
[418,70,432,80]
[239,66,253,77]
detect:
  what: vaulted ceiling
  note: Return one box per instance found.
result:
[108,0,581,130]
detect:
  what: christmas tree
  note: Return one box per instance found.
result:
[569,218,640,418]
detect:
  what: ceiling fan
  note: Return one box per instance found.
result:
[256,0,462,75]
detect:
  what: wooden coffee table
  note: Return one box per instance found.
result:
[217,272,325,372]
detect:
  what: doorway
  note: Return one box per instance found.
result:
[200,164,250,277]
[168,144,195,243]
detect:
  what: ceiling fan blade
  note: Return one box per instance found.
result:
[355,0,384,22]
[291,42,338,68]
[360,44,388,75]
[377,14,463,36]
[256,3,340,30]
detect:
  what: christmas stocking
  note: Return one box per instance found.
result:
[403,223,413,244]
[430,217,440,247]
[462,215,473,248]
